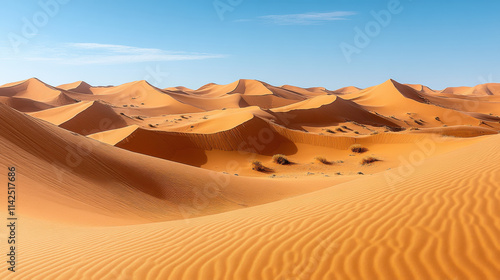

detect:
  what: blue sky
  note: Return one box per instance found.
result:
[0,0,499,90]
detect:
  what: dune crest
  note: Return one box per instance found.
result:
[58,81,94,94]
[0,78,76,111]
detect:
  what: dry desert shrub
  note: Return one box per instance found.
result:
[414,119,424,125]
[361,156,380,165]
[350,144,367,153]
[314,156,330,164]
[251,161,266,172]
[272,154,290,165]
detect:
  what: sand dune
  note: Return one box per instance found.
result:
[57,81,94,94]
[240,94,302,109]
[271,94,398,129]
[230,79,275,96]
[0,78,76,112]
[409,125,499,137]
[441,83,500,96]
[64,80,204,113]
[331,85,362,95]
[161,92,251,111]
[405,83,437,94]
[281,85,329,96]
[187,80,307,109]
[342,79,490,129]
[164,85,194,93]
[90,115,296,166]
[280,85,361,96]
[185,80,307,102]
[30,101,130,135]
[423,94,500,116]
[0,96,53,112]
[345,79,429,105]
[1,77,499,280]
[162,106,274,133]
[187,81,241,97]
[0,103,345,223]
[0,78,62,101]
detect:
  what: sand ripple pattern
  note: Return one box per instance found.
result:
[1,134,499,280]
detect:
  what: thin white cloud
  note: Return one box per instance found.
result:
[19,43,226,65]
[258,11,356,25]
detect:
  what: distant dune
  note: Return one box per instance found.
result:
[1,78,499,279]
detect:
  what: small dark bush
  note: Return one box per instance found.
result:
[314,156,331,165]
[361,156,380,165]
[272,154,290,165]
[350,144,367,153]
[251,161,270,172]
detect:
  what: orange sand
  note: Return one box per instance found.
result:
[0,78,499,279]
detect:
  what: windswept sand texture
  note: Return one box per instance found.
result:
[1,78,499,279]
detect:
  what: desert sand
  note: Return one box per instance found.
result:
[0,78,499,279]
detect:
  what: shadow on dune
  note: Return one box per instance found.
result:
[114,117,300,167]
